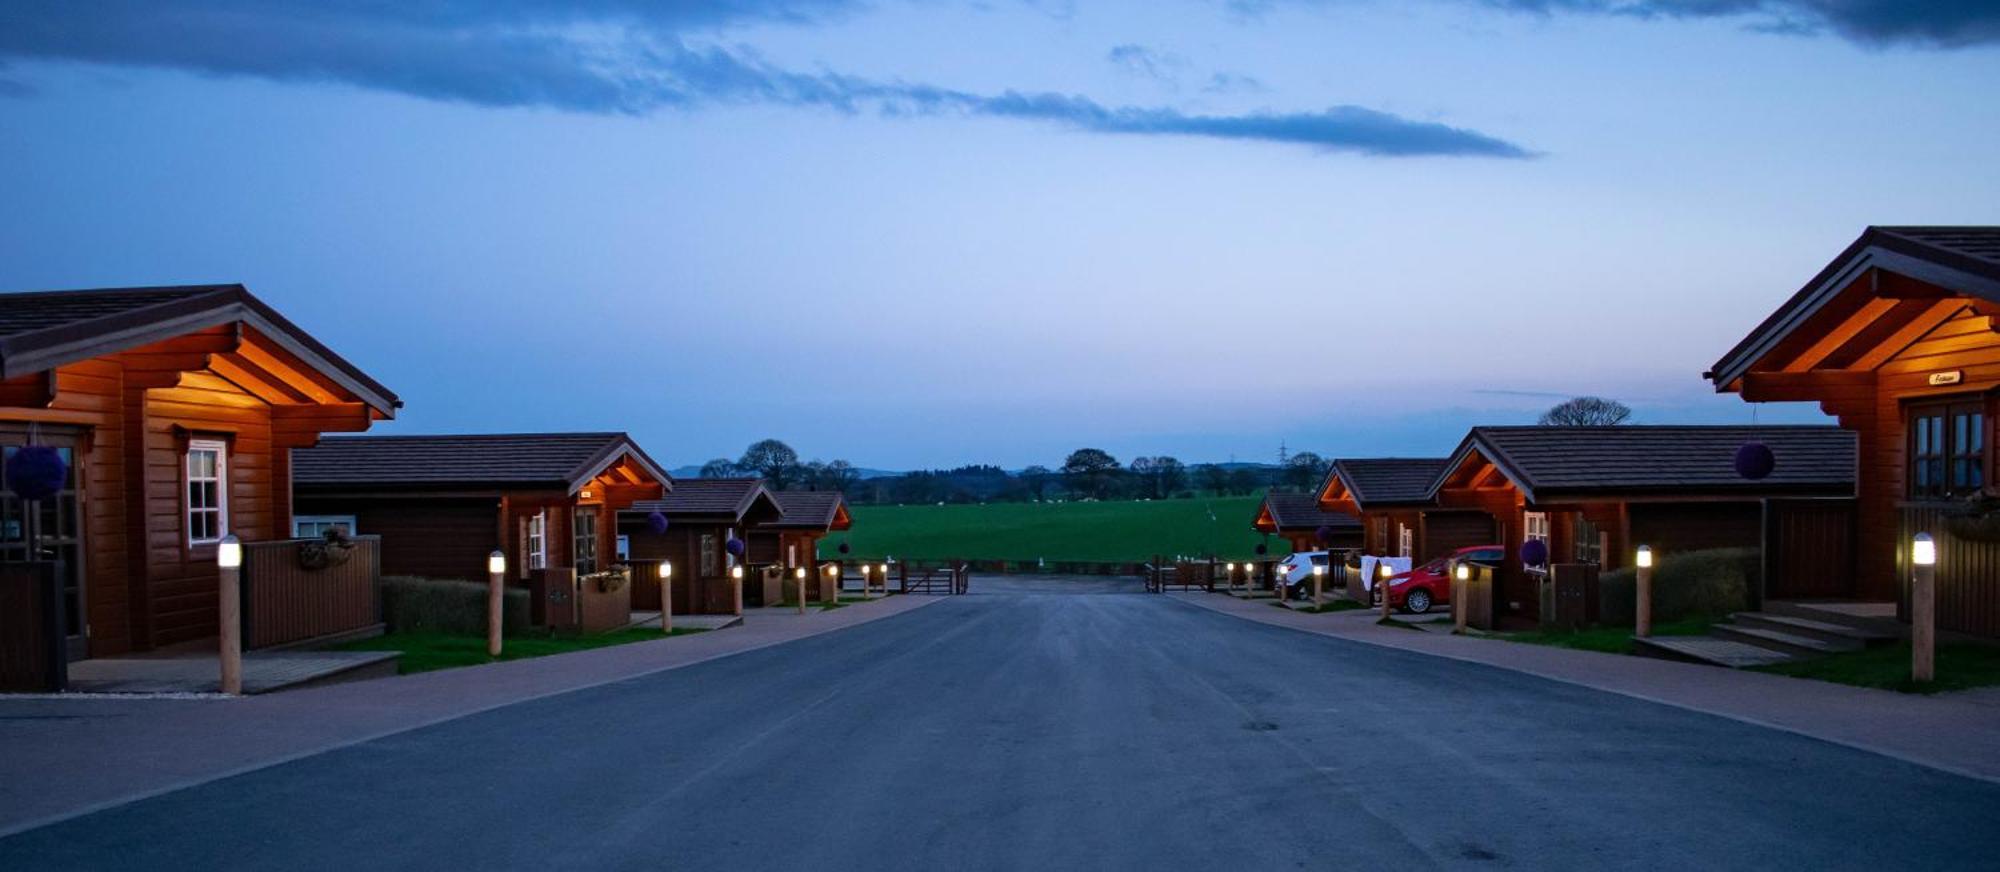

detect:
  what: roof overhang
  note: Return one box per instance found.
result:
[1708,232,2000,391]
[0,285,400,417]
[566,438,674,496]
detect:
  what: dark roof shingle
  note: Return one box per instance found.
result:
[1448,425,1854,502]
[1332,458,1448,507]
[631,478,778,521]
[294,432,667,491]
[1256,492,1359,532]
[768,491,851,530]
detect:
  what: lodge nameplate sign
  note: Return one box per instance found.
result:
[1929,371,1964,387]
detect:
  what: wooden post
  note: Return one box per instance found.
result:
[487,550,505,657]
[1913,533,1936,684]
[1379,563,1393,620]
[1452,562,1469,635]
[1634,545,1654,639]
[1312,565,1324,605]
[730,565,744,616]
[796,567,808,615]
[660,561,673,634]
[217,536,243,695]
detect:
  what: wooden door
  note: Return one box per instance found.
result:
[1765,500,1856,600]
[1,436,86,660]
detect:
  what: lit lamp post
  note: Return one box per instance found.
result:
[217,535,243,695]
[824,564,839,605]
[795,566,808,615]
[1453,561,1470,634]
[880,563,890,596]
[1912,533,1936,684]
[1378,562,1394,619]
[858,563,872,600]
[1311,561,1326,605]
[1226,562,1237,592]
[659,561,673,634]
[487,550,506,657]
[730,565,744,616]
[1634,545,1654,638]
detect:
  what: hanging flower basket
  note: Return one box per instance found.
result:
[297,527,356,570]
[1942,496,2000,544]
[582,565,631,594]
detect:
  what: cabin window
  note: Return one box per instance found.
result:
[525,512,547,572]
[573,507,599,574]
[1397,524,1413,557]
[1908,399,1986,499]
[294,515,356,538]
[185,440,228,545]
[616,535,630,562]
[1523,511,1550,572]
[1573,515,1602,565]
[1372,517,1387,552]
[700,533,719,577]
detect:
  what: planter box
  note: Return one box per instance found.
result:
[578,575,631,634]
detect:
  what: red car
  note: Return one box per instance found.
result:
[1374,545,1504,614]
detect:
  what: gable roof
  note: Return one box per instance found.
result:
[1254,492,1360,533]
[1321,458,1447,508]
[1708,227,2000,389]
[293,432,671,494]
[0,283,399,414]
[630,478,781,523]
[766,491,853,531]
[1432,425,1855,504]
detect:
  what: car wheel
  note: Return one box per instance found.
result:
[1404,589,1432,614]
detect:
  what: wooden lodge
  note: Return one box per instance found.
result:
[621,478,783,614]
[1709,226,2000,636]
[1426,425,1856,622]
[1251,491,1360,553]
[0,285,399,668]
[1313,458,1463,560]
[751,490,853,602]
[291,432,672,625]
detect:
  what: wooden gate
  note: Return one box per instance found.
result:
[1765,499,1856,601]
[0,562,65,692]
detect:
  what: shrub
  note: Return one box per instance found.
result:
[382,576,531,636]
[1597,547,1757,625]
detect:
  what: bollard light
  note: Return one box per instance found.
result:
[217,534,243,569]
[1635,544,1653,569]
[486,550,506,657]
[1227,562,1236,572]
[488,550,506,575]
[1634,544,1656,639]
[1314,563,1326,577]
[1913,533,1936,566]
[659,561,672,579]
[1912,532,1937,683]
[1379,562,1393,579]
[731,566,743,579]
[1454,562,1469,581]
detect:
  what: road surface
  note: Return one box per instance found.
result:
[3,577,1995,870]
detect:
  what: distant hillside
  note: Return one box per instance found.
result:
[822,496,1285,562]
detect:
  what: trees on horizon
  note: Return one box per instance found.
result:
[1539,396,1633,426]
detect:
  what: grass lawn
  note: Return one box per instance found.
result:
[1752,642,2000,694]
[827,496,1272,562]
[1496,617,1717,655]
[340,627,709,675]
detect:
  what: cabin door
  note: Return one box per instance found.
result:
[0,435,87,660]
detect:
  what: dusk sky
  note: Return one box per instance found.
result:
[3,1,1997,471]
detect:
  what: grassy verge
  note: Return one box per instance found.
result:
[1752,642,2000,695]
[1496,617,1717,655]
[340,627,709,675]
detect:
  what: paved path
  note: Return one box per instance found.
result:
[3,579,1998,870]
[1172,590,2000,783]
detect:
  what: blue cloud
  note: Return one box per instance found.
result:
[0,1,1531,158]
[1237,1,2000,48]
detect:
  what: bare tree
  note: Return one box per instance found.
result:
[699,458,738,478]
[738,439,802,488]
[1538,396,1632,426]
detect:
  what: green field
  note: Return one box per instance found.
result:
[820,496,1287,562]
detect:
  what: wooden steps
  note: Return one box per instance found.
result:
[1633,601,1903,669]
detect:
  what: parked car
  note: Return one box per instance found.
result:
[1373,545,1503,614]
[1275,551,1329,596]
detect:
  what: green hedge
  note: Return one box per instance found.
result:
[382,576,531,636]
[1597,547,1757,625]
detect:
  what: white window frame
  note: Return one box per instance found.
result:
[1397,524,1413,558]
[293,515,356,538]
[185,439,229,545]
[1523,511,1550,573]
[526,511,548,571]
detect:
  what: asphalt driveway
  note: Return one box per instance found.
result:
[3,577,1995,870]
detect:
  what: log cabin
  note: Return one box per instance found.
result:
[1313,458,1451,559]
[0,284,399,661]
[1427,425,1856,623]
[620,478,783,614]
[290,433,672,603]
[749,490,853,602]
[1251,491,1361,554]
[1708,226,2000,636]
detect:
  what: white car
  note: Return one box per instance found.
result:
[1276,551,1330,587]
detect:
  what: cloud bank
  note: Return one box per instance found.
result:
[0,1,1530,158]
